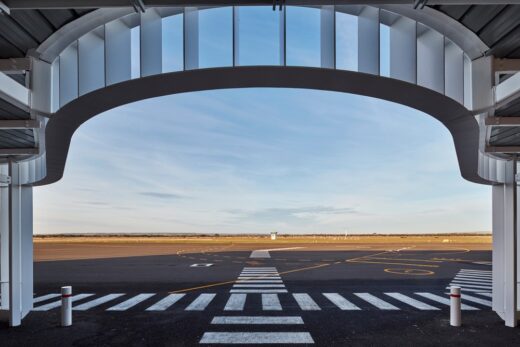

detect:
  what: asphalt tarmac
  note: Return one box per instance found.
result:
[2,243,519,346]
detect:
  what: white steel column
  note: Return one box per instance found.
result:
[279,6,285,66]
[140,8,163,77]
[0,161,34,327]
[492,160,519,327]
[0,164,8,311]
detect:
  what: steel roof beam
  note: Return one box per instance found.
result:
[0,58,31,74]
[0,120,39,129]
[0,148,38,156]
[486,146,520,154]
[485,117,520,127]
[4,1,520,10]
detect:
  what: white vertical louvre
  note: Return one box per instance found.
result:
[444,39,464,104]
[78,26,105,96]
[59,41,79,107]
[140,8,163,77]
[417,25,444,94]
[105,18,132,85]
[389,16,416,84]
[184,7,199,70]
[358,6,379,75]
[320,5,335,69]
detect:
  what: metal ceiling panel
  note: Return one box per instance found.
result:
[490,126,520,146]
[0,129,35,148]
[39,9,77,29]
[434,5,471,20]
[10,10,55,43]
[460,5,507,33]
[478,6,520,48]
[0,98,30,120]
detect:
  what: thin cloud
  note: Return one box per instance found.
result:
[139,192,186,199]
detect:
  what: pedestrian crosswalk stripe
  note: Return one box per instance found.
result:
[224,294,246,311]
[242,267,277,270]
[238,277,281,280]
[448,287,492,293]
[459,270,491,274]
[107,293,155,311]
[230,289,288,293]
[354,293,399,310]
[384,293,440,310]
[453,277,491,284]
[211,316,304,325]
[33,293,94,311]
[235,280,283,283]
[146,294,185,311]
[292,293,321,311]
[323,293,360,310]
[74,293,125,311]
[185,293,216,311]
[415,293,478,310]
[458,293,492,307]
[262,294,282,311]
[33,293,60,304]
[233,284,286,288]
[200,332,314,344]
[449,282,492,290]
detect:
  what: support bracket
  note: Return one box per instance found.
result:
[0,173,10,186]
[0,58,31,74]
[485,117,520,126]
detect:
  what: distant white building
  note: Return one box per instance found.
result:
[271,232,277,240]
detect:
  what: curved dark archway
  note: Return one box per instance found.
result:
[39,66,484,186]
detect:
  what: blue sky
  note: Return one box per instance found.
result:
[33,7,490,234]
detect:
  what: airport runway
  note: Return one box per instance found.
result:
[2,242,520,346]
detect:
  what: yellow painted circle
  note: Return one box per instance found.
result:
[384,268,434,276]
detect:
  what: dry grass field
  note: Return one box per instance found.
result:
[33,234,491,261]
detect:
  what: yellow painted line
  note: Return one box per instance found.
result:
[367,257,443,263]
[384,268,434,276]
[169,263,331,294]
[346,259,439,268]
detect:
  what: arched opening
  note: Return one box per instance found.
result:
[35,88,490,234]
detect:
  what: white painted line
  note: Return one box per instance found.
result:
[200,332,314,344]
[460,294,492,307]
[415,293,478,310]
[33,293,94,311]
[235,280,283,283]
[456,276,492,281]
[211,316,304,325]
[107,293,155,311]
[231,289,288,294]
[242,267,277,269]
[250,250,270,258]
[233,284,286,288]
[185,293,216,311]
[238,277,281,279]
[448,287,493,293]
[475,292,492,298]
[455,274,492,280]
[384,293,440,310]
[240,273,279,275]
[74,293,125,311]
[292,293,321,311]
[264,247,305,252]
[453,276,491,284]
[262,293,282,310]
[449,282,492,290]
[323,293,360,310]
[146,294,185,311]
[460,269,491,273]
[33,293,61,304]
[354,293,399,310]
[224,294,246,311]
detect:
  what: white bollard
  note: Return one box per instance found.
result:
[61,286,72,327]
[450,286,461,327]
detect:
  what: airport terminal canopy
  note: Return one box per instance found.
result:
[1,0,520,328]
